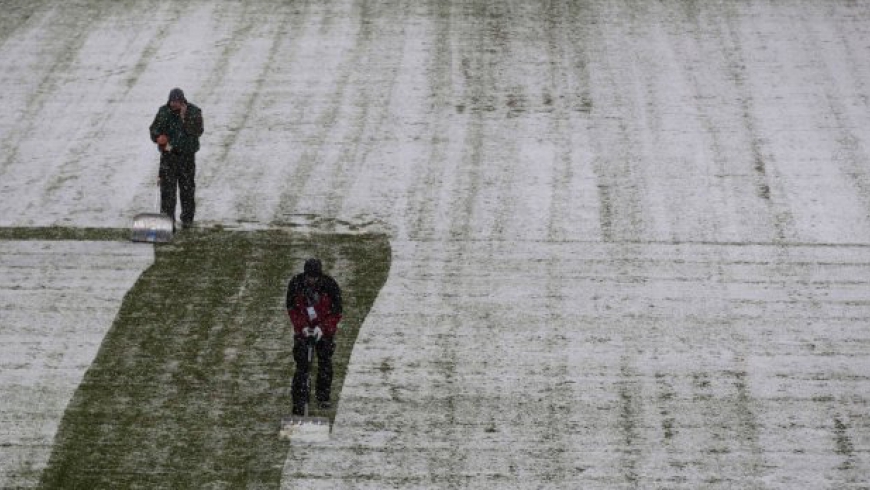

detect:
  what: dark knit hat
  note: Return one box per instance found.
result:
[168,88,186,103]
[304,258,323,277]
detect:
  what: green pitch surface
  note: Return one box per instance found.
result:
[36,228,390,488]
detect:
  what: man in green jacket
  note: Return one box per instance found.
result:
[149,88,204,229]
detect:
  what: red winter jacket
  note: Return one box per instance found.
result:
[286,273,343,337]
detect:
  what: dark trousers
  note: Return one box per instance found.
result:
[159,152,196,225]
[292,337,336,413]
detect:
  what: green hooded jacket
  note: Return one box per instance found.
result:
[149,103,204,155]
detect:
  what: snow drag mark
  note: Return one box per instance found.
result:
[541,0,601,242]
[268,1,370,225]
[586,2,653,243]
[785,9,870,242]
[195,2,306,224]
[397,0,460,242]
[311,1,411,225]
[0,1,111,215]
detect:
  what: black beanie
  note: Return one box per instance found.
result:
[168,88,186,103]
[304,258,322,277]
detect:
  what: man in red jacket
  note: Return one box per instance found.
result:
[287,258,343,415]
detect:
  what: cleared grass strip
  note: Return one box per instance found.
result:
[0,227,128,241]
[39,229,390,488]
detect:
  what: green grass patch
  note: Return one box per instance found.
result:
[0,226,129,241]
[37,228,390,489]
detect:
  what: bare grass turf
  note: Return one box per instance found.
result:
[27,228,390,488]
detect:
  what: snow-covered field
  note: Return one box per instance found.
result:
[2,0,870,488]
[0,242,152,487]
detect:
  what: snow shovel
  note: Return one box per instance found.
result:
[279,339,330,443]
[131,186,173,243]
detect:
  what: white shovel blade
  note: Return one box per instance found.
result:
[131,213,174,243]
[279,415,330,443]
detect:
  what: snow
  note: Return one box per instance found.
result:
[0,241,153,487]
[2,0,870,488]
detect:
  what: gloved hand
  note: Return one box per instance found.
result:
[302,326,323,342]
[156,134,173,153]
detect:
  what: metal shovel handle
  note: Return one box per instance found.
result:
[304,343,314,417]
